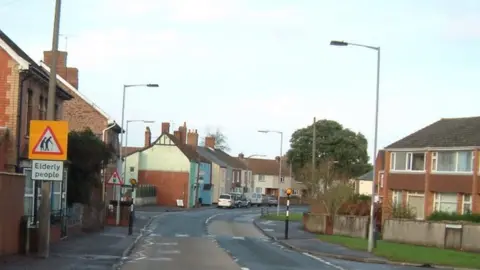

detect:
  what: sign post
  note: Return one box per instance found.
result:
[28,120,68,258]
[285,188,292,240]
[106,170,124,226]
[128,178,137,235]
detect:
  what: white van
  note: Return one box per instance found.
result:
[246,193,263,206]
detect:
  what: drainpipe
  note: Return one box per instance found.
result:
[101,121,117,203]
[15,71,31,173]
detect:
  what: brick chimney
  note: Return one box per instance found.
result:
[144,127,151,147]
[205,136,215,149]
[43,50,79,89]
[178,122,187,144]
[238,153,244,159]
[187,129,199,148]
[161,122,170,134]
[173,130,181,141]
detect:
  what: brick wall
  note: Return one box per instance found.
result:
[0,172,25,256]
[138,170,189,207]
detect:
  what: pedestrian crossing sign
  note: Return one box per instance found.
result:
[107,170,124,185]
[29,120,68,161]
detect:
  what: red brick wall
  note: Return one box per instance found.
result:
[138,170,189,207]
[0,172,25,255]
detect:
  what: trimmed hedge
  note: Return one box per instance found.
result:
[427,211,480,223]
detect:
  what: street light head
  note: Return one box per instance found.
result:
[143,120,155,124]
[330,40,349,46]
[147,84,159,87]
[258,130,269,133]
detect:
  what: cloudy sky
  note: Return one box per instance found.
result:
[1,0,479,160]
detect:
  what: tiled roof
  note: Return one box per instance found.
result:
[386,117,480,149]
[244,158,290,176]
[213,149,248,169]
[357,170,373,181]
[0,30,72,100]
[197,147,228,167]
[123,146,142,156]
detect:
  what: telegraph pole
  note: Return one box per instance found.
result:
[312,117,316,182]
[38,0,62,258]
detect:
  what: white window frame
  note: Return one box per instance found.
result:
[392,191,402,206]
[406,192,425,220]
[462,194,472,214]
[390,152,426,172]
[258,175,265,182]
[431,151,474,173]
[280,176,285,183]
[433,193,458,213]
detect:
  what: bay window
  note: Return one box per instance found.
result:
[390,152,425,171]
[432,151,473,172]
[434,193,457,213]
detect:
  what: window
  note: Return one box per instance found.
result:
[392,191,402,206]
[434,193,457,213]
[432,151,473,172]
[26,89,33,133]
[258,175,265,182]
[379,173,384,188]
[390,152,425,171]
[255,187,262,194]
[463,194,472,214]
[280,176,285,183]
[130,166,135,172]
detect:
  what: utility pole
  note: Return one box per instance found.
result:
[39,0,62,258]
[312,117,316,183]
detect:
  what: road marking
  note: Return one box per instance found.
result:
[263,228,274,232]
[157,250,181,254]
[302,252,345,270]
[260,220,273,225]
[175,233,189,237]
[232,236,245,240]
[241,268,250,270]
[205,212,226,224]
[157,242,178,246]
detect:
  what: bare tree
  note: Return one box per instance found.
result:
[201,128,230,152]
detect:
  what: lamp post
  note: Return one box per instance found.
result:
[244,154,266,192]
[330,40,381,253]
[258,130,283,216]
[117,84,158,226]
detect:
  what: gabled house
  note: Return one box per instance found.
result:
[376,117,480,220]
[242,156,293,196]
[197,143,229,204]
[213,148,250,193]
[124,122,211,208]
[0,30,73,172]
[354,170,373,196]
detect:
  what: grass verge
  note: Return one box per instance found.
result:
[317,234,480,268]
[261,213,303,222]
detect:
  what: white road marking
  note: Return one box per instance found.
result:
[157,242,178,246]
[260,220,273,225]
[175,233,189,237]
[157,250,181,254]
[232,236,245,240]
[241,267,250,270]
[205,212,226,224]
[263,228,274,232]
[302,252,345,270]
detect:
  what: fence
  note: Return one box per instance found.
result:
[0,172,25,256]
[383,219,480,253]
[303,212,370,238]
[134,184,157,206]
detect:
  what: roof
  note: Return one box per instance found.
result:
[213,149,248,170]
[39,61,117,124]
[244,158,290,176]
[125,133,208,162]
[0,30,72,100]
[197,147,228,167]
[386,117,480,149]
[123,146,142,156]
[357,170,373,181]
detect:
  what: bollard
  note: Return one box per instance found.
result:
[284,188,292,239]
[128,202,134,235]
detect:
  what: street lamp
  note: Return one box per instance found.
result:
[117,83,158,225]
[244,154,266,192]
[330,40,381,253]
[258,130,283,216]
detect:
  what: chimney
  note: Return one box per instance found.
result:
[161,122,170,134]
[178,123,187,144]
[238,153,244,159]
[144,127,151,147]
[173,130,181,141]
[205,136,215,149]
[187,129,199,148]
[43,50,79,89]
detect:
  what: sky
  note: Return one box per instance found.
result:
[1,0,479,161]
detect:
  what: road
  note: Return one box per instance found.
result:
[118,206,431,270]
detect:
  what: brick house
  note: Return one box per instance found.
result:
[376,117,480,221]
[0,30,73,172]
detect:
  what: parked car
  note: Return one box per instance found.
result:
[236,194,251,208]
[245,192,263,206]
[267,196,278,207]
[217,194,234,208]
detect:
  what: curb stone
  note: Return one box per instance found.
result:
[252,218,475,270]
[111,214,160,270]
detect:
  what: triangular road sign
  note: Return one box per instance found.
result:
[107,170,124,185]
[32,126,64,155]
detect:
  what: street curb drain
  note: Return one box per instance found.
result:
[251,217,473,269]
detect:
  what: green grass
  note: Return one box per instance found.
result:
[317,234,480,268]
[261,212,303,222]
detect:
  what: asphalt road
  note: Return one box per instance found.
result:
[119,206,432,270]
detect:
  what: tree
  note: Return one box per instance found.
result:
[67,128,113,205]
[287,119,372,181]
[295,160,342,199]
[201,128,230,152]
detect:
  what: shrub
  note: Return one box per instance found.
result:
[391,204,416,219]
[427,211,480,223]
